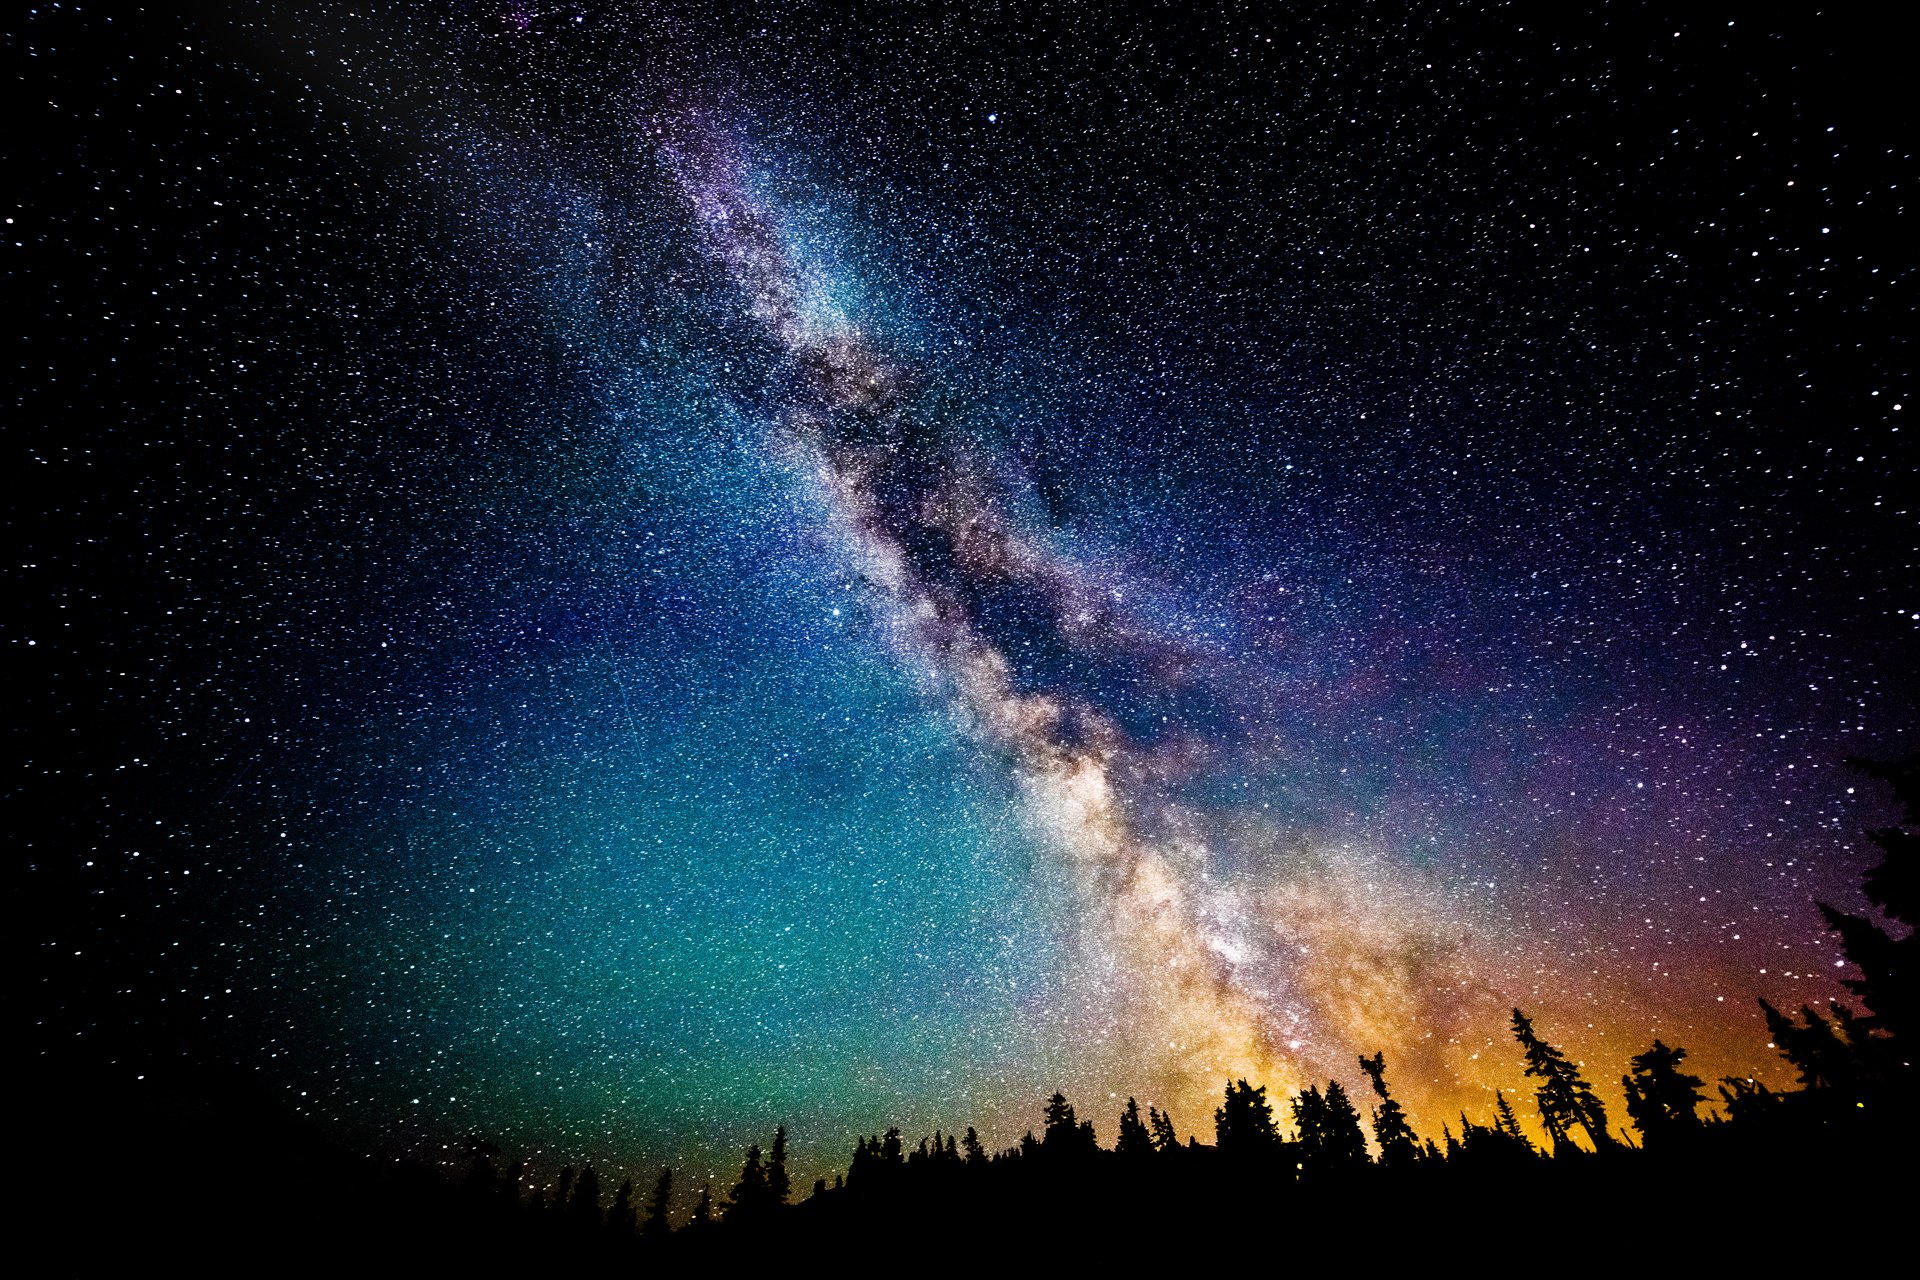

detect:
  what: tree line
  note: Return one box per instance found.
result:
[448,753,1912,1254]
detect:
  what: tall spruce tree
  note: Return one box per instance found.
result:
[1148,1106,1178,1152]
[1753,752,1919,1108]
[1511,1008,1617,1151]
[1759,998,1869,1096]
[1358,1051,1421,1166]
[1493,1091,1531,1147]
[1292,1082,1368,1174]
[1115,1097,1155,1158]
[1042,1093,1078,1150]
[1215,1079,1282,1160]
[1321,1081,1370,1168]
[569,1165,602,1230]
[607,1178,636,1237]
[726,1144,772,1220]
[1820,755,1917,1051]
[1621,1039,1708,1146]
[768,1125,791,1205]
[643,1167,673,1238]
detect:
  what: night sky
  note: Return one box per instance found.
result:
[14,2,1916,1201]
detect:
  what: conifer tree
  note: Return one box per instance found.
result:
[689,1184,712,1227]
[1115,1097,1154,1158]
[607,1177,636,1237]
[570,1164,601,1230]
[768,1125,791,1204]
[1510,1008,1617,1151]
[1215,1079,1282,1159]
[1291,1082,1368,1174]
[1819,755,1917,1050]
[1621,1039,1708,1146]
[726,1144,770,1220]
[1493,1091,1529,1146]
[1358,1051,1421,1166]
[1759,998,1867,1096]
[1321,1081,1369,1168]
[1042,1093,1078,1150]
[1148,1106,1178,1152]
[643,1167,673,1238]
[961,1126,986,1166]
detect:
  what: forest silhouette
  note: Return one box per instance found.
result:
[33,755,1915,1266]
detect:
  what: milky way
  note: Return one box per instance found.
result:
[16,3,1916,1200]
[662,116,1505,1114]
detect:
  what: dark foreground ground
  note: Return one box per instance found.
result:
[23,1058,1913,1273]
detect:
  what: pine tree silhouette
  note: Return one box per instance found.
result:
[961,1126,986,1166]
[1291,1081,1368,1175]
[569,1164,601,1230]
[1759,998,1868,1096]
[643,1167,673,1238]
[1493,1091,1531,1148]
[1822,755,1918,1050]
[1115,1097,1154,1158]
[1148,1106,1178,1152]
[1358,1051,1421,1166]
[607,1177,636,1237]
[1621,1039,1708,1146]
[1322,1081,1369,1168]
[1715,1075,1777,1123]
[725,1144,771,1220]
[1042,1092,1077,1150]
[1215,1079,1282,1160]
[1511,1008,1617,1152]
[689,1183,712,1228]
[768,1125,791,1205]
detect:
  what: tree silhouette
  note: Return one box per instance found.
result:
[1511,1008,1616,1151]
[1493,1091,1530,1148]
[961,1126,986,1167]
[1822,755,1918,1051]
[1759,998,1869,1097]
[1039,1093,1097,1158]
[768,1125,791,1205]
[1292,1082,1368,1175]
[1214,1079,1282,1160]
[569,1164,601,1230]
[1114,1097,1153,1159]
[643,1167,672,1238]
[1148,1106,1178,1152]
[1358,1051,1421,1166]
[607,1177,636,1237]
[1621,1039,1708,1146]
[1716,1076,1777,1123]
[1041,1093,1076,1149]
[725,1144,772,1221]
[688,1183,712,1228]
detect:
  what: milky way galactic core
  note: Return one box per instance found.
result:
[15,3,1915,1196]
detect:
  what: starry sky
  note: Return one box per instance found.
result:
[14,1,1916,1200]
